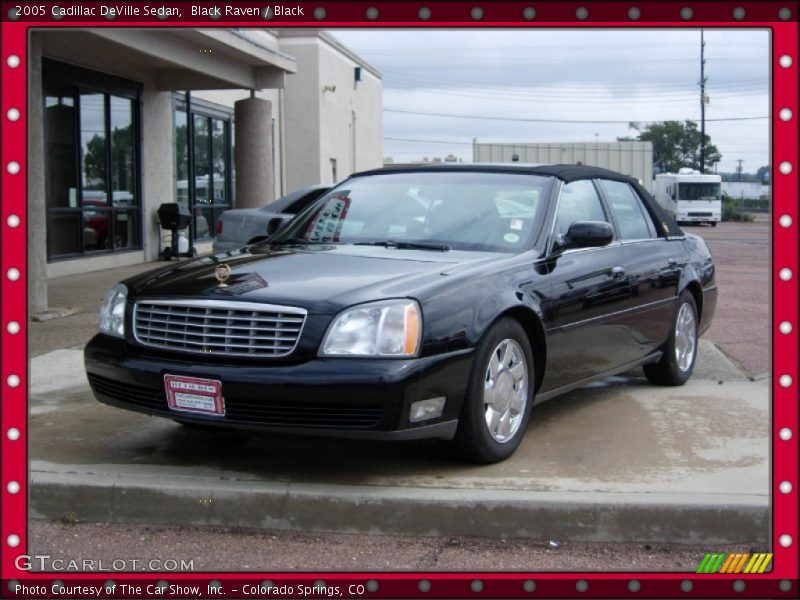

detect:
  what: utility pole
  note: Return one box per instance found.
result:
[737,159,744,181]
[699,29,707,174]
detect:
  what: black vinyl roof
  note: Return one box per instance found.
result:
[350,163,684,237]
[353,163,639,184]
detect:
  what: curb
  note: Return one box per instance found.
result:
[31,467,768,545]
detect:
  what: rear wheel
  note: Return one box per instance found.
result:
[644,290,698,386]
[454,318,534,464]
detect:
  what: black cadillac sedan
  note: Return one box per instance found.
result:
[85,164,717,463]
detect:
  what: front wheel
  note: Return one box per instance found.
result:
[454,318,534,464]
[644,290,698,386]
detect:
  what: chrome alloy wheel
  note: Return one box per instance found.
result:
[483,338,529,443]
[674,302,697,372]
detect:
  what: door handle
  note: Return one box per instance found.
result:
[611,266,627,280]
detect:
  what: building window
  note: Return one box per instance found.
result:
[43,60,141,259]
[174,95,233,241]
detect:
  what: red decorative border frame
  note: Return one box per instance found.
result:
[1,2,797,598]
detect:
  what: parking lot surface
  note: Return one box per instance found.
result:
[689,218,770,376]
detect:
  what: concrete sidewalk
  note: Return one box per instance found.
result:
[27,261,768,544]
[29,346,768,544]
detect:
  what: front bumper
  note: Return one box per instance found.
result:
[84,335,473,440]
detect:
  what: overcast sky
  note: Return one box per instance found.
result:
[331,29,770,174]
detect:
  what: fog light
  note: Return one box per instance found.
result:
[409,397,446,423]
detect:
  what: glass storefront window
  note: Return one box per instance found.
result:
[43,60,141,259]
[173,98,233,241]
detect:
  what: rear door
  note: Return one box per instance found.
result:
[540,179,633,391]
[597,179,683,355]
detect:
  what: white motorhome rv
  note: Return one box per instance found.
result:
[654,168,722,226]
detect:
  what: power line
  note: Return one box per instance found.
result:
[384,108,769,124]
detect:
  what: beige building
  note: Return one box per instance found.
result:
[28,28,382,313]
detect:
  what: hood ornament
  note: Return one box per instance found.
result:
[214,264,232,287]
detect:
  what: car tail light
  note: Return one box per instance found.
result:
[215,220,223,235]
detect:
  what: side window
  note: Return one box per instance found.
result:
[599,180,656,240]
[553,180,609,240]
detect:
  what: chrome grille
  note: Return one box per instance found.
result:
[133,300,306,357]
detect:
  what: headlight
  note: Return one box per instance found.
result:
[99,284,127,338]
[320,299,421,357]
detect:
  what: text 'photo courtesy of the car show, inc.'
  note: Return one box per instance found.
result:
[0,2,797,600]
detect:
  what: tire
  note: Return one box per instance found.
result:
[644,290,698,386]
[711,221,718,227]
[453,318,535,464]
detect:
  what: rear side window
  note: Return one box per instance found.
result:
[599,180,657,240]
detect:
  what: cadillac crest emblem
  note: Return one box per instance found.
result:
[214,264,232,287]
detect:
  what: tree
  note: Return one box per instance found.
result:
[619,120,721,174]
[755,165,770,183]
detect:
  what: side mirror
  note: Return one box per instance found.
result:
[562,221,614,249]
[265,216,288,237]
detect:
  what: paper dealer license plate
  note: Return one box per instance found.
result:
[164,374,225,416]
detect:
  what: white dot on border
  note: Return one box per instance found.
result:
[680,7,693,19]
[6,374,20,388]
[732,7,745,19]
[629,580,641,592]
[522,7,536,20]
[680,580,693,592]
[779,108,793,121]
[7,428,20,441]
[7,321,21,335]
[779,481,792,494]
[779,374,793,388]
[471,7,483,20]
[628,7,641,19]
[779,268,793,281]
[7,268,20,282]
[779,427,792,441]
[779,55,793,68]
[576,7,588,19]
[6,534,20,547]
[780,579,793,592]
[779,161,792,175]
[778,321,793,335]
[418,6,431,20]
[576,580,589,592]
[6,108,20,122]
[6,161,20,175]
[6,214,20,228]
[6,55,21,68]
[418,580,431,592]
[779,534,792,547]
[779,214,793,228]
[7,481,20,494]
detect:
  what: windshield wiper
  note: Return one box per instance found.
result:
[354,240,451,252]
[270,238,336,245]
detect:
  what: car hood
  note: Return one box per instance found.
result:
[125,244,500,314]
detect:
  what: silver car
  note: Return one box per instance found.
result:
[212,184,330,252]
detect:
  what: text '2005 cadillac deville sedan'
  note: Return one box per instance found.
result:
[85,164,716,463]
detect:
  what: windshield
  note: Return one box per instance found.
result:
[272,172,552,253]
[678,182,721,201]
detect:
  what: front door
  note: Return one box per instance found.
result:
[539,180,633,392]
